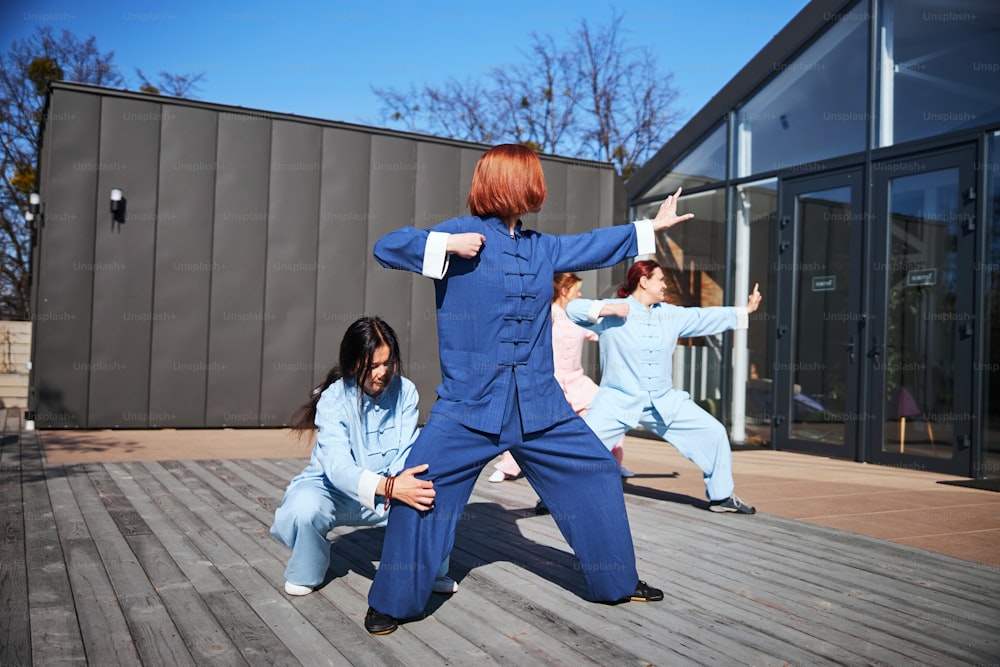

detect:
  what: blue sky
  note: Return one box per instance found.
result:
[3,0,811,134]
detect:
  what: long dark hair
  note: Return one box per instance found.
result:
[290,316,402,432]
[617,260,662,298]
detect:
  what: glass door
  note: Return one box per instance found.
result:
[773,170,865,458]
[868,147,976,475]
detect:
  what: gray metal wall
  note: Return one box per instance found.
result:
[30,82,625,428]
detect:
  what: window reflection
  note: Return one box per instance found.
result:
[986,131,1000,477]
[644,123,726,198]
[736,3,867,176]
[877,0,1000,147]
[737,180,777,446]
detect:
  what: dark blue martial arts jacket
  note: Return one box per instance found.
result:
[373,215,654,434]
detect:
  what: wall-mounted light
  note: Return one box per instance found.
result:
[110,188,123,214]
[29,192,40,215]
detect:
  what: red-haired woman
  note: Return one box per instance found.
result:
[364,144,691,635]
[567,260,763,514]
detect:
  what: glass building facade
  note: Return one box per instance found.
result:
[627,0,1000,478]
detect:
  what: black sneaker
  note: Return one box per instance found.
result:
[364,606,398,635]
[627,580,664,602]
[709,495,756,514]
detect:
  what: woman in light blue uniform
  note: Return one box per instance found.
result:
[567,260,762,514]
[270,316,456,596]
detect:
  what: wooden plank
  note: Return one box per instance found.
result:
[126,460,299,666]
[20,432,87,664]
[12,448,995,666]
[127,533,249,666]
[169,459,480,666]
[89,465,152,536]
[611,486,1000,664]
[154,460,355,666]
[0,434,30,667]
[200,590,303,667]
[617,494,1000,661]
[474,475,1000,665]
[66,467,194,665]
[107,464,249,666]
[447,498,769,665]
[61,537,142,665]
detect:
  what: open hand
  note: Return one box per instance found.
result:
[651,187,694,231]
[391,463,436,511]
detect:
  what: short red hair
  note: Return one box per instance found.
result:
[467,144,547,218]
[618,260,662,297]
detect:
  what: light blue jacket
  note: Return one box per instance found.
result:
[566,296,746,426]
[374,217,655,434]
[285,375,419,513]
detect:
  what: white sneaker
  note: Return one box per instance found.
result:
[432,576,458,594]
[619,466,636,478]
[284,581,313,596]
[488,469,506,483]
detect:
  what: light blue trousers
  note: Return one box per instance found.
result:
[270,477,448,588]
[584,398,735,501]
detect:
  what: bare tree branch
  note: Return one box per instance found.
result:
[0,27,205,319]
[371,11,679,179]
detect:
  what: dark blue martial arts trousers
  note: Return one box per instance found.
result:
[368,383,639,619]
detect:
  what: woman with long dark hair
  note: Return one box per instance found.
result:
[567,260,763,514]
[364,144,692,635]
[270,316,456,596]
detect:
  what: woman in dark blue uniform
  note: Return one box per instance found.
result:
[364,144,692,634]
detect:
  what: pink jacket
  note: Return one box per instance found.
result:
[551,303,600,414]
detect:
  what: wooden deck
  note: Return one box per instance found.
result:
[2,429,999,666]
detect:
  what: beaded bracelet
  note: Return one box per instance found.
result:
[383,475,396,510]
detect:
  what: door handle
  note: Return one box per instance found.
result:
[841,336,856,362]
[869,336,884,362]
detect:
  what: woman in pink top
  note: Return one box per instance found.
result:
[490,273,629,483]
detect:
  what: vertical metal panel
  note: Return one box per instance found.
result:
[533,161,568,235]
[260,121,322,426]
[206,112,271,426]
[408,142,463,418]
[314,128,371,383]
[32,91,100,427]
[565,161,603,236]
[88,97,161,427]
[147,105,218,427]
[365,136,417,359]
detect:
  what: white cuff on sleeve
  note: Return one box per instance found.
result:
[587,300,605,324]
[422,232,451,279]
[358,469,382,513]
[735,306,749,330]
[632,219,656,256]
